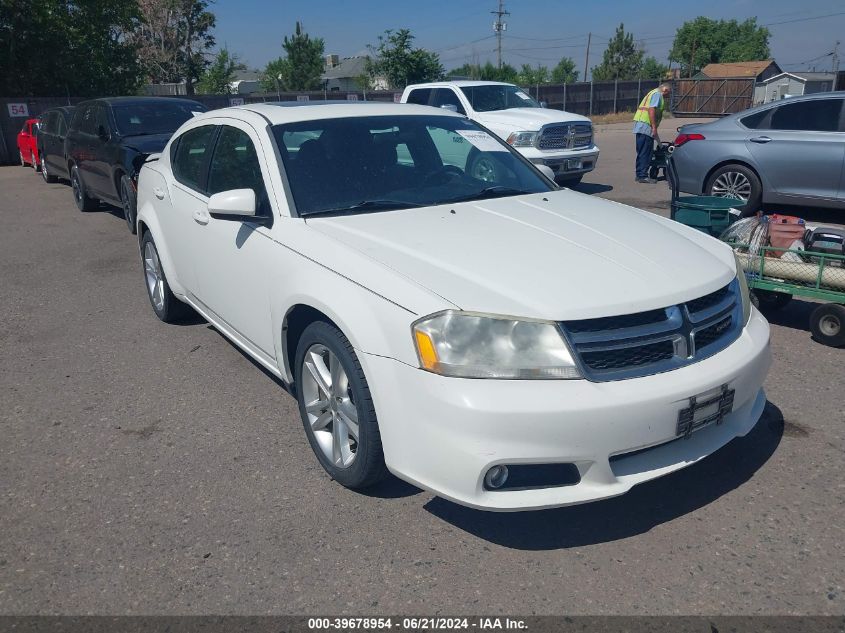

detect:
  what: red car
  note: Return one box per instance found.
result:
[16,117,41,169]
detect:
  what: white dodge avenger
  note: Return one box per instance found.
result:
[136,102,771,511]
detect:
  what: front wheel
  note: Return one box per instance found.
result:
[295,321,388,489]
[810,303,845,347]
[705,164,762,217]
[31,151,39,171]
[120,175,137,235]
[70,165,98,212]
[19,151,26,167]
[140,231,191,323]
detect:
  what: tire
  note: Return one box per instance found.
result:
[467,149,501,183]
[140,231,191,324]
[752,289,793,312]
[294,321,388,490]
[31,151,39,171]
[705,164,762,217]
[555,174,583,187]
[20,151,26,167]
[809,303,845,347]
[70,165,98,212]
[41,155,58,183]
[648,165,660,180]
[120,175,138,235]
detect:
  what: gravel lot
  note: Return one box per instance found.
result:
[1,119,843,616]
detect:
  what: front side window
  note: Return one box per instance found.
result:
[273,115,551,217]
[171,125,216,192]
[432,89,466,114]
[460,85,541,112]
[113,101,207,137]
[769,99,843,132]
[207,126,266,200]
[74,105,97,135]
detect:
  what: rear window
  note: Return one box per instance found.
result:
[113,101,207,136]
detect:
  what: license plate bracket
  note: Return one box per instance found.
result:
[676,383,735,438]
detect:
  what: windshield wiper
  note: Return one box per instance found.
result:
[442,186,533,204]
[304,199,425,217]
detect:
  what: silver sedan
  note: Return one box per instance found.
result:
[671,91,845,214]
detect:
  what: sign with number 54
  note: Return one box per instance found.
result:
[8,103,30,117]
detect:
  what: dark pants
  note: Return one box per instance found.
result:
[635,133,654,179]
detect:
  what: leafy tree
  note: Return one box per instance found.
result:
[640,56,669,80]
[447,63,482,80]
[0,0,142,96]
[551,57,579,83]
[446,61,518,83]
[279,21,325,90]
[518,64,550,86]
[196,48,246,94]
[669,17,770,77]
[366,29,444,89]
[591,23,644,80]
[260,57,288,93]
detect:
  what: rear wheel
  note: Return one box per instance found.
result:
[70,165,97,212]
[810,303,845,347]
[41,155,58,183]
[20,151,26,166]
[31,151,38,171]
[120,175,137,235]
[705,164,762,217]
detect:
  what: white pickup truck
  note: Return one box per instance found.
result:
[401,80,599,185]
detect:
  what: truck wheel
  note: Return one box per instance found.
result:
[752,289,792,312]
[705,164,762,217]
[810,303,845,347]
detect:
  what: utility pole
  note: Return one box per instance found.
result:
[583,32,592,82]
[833,40,841,78]
[491,0,510,69]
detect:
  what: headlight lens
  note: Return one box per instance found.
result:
[506,131,538,147]
[412,311,582,379]
[734,253,752,324]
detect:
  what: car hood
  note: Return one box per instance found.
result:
[474,108,591,131]
[121,133,173,154]
[305,190,736,320]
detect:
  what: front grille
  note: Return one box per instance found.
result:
[560,281,742,381]
[537,123,592,150]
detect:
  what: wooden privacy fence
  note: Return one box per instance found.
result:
[671,78,755,117]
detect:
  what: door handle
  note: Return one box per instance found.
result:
[192,209,210,225]
[750,136,772,144]
[153,187,165,200]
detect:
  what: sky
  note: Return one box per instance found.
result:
[213,0,845,79]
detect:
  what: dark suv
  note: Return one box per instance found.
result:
[37,106,75,183]
[66,97,206,233]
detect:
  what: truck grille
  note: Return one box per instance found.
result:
[560,281,743,381]
[537,123,592,150]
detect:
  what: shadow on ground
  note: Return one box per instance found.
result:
[757,298,817,336]
[571,182,613,195]
[424,401,785,550]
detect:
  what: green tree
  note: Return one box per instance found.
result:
[196,48,246,94]
[448,63,482,79]
[551,57,579,83]
[640,56,669,80]
[669,17,770,77]
[0,0,142,97]
[518,64,550,86]
[279,21,325,90]
[446,61,518,83]
[366,29,444,88]
[591,23,644,80]
[260,57,288,94]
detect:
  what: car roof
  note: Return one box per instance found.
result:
[75,96,205,108]
[728,90,845,119]
[195,101,464,126]
[406,81,515,89]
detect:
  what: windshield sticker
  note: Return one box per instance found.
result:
[456,130,508,152]
[515,91,532,100]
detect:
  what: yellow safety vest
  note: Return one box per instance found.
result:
[633,88,665,126]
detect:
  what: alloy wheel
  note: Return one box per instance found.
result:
[143,242,165,312]
[711,171,751,201]
[71,171,82,204]
[31,152,36,170]
[121,180,133,228]
[301,344,359,468]
[20,151,25,166]
[41,157,48,181]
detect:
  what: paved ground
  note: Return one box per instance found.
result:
[1,121,844,616]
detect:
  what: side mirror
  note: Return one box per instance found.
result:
[536,165,556,182]
[208,188,257,219]
[440,104,458,113]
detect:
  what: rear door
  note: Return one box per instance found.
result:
[745,97,845,202]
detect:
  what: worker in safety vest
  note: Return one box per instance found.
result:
[632,83,671,183]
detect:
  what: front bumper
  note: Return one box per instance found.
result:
[522,146,600,177]
[362,309,771,511]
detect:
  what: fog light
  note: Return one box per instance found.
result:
[484,465,509,490]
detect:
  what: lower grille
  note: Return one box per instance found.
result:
[581,340,674,371]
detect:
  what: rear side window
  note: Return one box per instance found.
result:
[73,105,97,135]
[769,99,843,132]
[405,88,432,106]
[740,109,769,129]
[56,113,68,137]
[431,88,466,114]
[41,112,56,135]
[172,125,216,192]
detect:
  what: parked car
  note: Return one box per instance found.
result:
[37,106,75,183]
[66,96,207,233]
[401,81,599,186]
[136,102,770,511]
[16,117,41,169]
[672,91,845,214]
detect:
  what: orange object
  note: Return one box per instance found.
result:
[766,214,805,250]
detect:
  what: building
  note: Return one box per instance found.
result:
[696,60,782,83]
[229,71,262,95]
[321,55,388,91]
[755,72,837,103]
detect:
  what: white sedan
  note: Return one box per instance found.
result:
[136,102,771,511]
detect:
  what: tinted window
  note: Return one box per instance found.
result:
[207,127,266,200]
[460,84,542,112]
[769,99,843,132]
[95,105,112,136]
[172,125,216,192]
[113,101,206,136]
[740,109,769,129]
[405,88,432,106]
[432,88,466,114]
[56,113,68,137]
[73,105,97,135]
[42,112,56,135]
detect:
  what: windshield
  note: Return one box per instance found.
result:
[113,102,206,136]
[460,85,542,112]
[273,115,552,217]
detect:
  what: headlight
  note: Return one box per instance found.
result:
[412,311,582,379]
[506,131,538,147]
[734,253,752,324]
